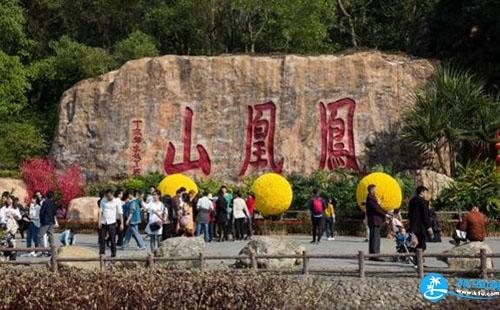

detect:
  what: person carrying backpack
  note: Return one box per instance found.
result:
[309,189,326,244]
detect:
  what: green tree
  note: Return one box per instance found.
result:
[402,65,500,176]
[0,121,45,169]
[0,0,31,56]
[0,51,30,114]
[113,30,159,64]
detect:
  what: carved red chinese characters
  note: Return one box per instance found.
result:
[130,119,143,175]
[164,107,211,175]
[239,101,284,176]
[319,98,359,171]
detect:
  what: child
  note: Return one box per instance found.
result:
[324,199,335,241]
[59,228,76,246]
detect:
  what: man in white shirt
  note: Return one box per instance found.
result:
[98,190,123,257]
[232,192,249,240]
[196,191,212,242]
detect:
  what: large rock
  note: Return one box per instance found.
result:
[51,51,435,182]
[438,242,494,270]
[236,236,305,269]
[0,178,28,203]
[155,236,205,269]
[67,197,99,223]
[57,246,100,271]
[411,169,454,199]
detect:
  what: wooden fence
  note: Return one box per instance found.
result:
[0,245,498,279]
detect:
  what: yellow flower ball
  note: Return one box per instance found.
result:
[356,172,402,212]
[158,174,198,197]
[251,173,293,216]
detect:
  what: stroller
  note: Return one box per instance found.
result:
[393,226,416,265]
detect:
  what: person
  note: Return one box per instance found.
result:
[26,193,42,255]
[208,194,216,241]
[172,187,186,234]
[428,205,442,242]
[408,186,433,253]
[59,228,76,246]
[232,192,249,241]
[195,191,211,242]
[245,192,255,239]
[178,193,194,236]
[14,197,29,239]
[145,190,165,252]
[161,195,174,240]
[450,203,488,246]
[98,190,123,257]
[0,194,21,261]
[114,190,125,247]
[365,185,388,259]
[37,191,59,249]
[221,186,235,240]
[324,198,335,241]
[309,189,325,244]
[215,190,228,242]
[122,190,146,250]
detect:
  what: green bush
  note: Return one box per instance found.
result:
[113,30,159,65]
[0,121,45,170]
[436,161,500,217]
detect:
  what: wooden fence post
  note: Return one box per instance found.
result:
[199,252,204,272]
[302,251,309,276]
[147,252,155,269]
[50,243,58,273]
[99,254,104,271]
[358,251,365,278]
[480,249,488,279]
[416,249,424,279]
[250,252,257,270]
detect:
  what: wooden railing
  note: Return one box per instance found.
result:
[1,245,498,279]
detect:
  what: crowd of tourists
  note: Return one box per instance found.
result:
[97,186,256,256]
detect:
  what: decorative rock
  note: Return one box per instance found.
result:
[236,236,305,269]
[57,246,100,271]
[67,197,99,223]
[51,51,435,182]
[155,236,205,269]
[0,178,28,203]
[410,169,454,200]
[438,241,493,270]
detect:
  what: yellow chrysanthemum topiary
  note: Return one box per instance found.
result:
[158,174,198,197]
[251,173,293,216]
[356,172,402,212]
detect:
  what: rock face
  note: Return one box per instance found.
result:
[236,236,305,269]
[438,242,493,270]
[51,51,435,182]
[67,197,99,223]
[0,178,28,203]
[411,169,453,200]
[57,246,100,271]
[156,236,205,269]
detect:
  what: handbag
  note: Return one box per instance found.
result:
[149,221,162,232]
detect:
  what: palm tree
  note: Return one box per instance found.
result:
[402,64,500,176]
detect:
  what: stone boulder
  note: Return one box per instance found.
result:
[438,242,493,270]
[67,197,99,223]
[51,51,435,182]
[57,246,100,271]
[155,236,205,269]
[0,178,28,203]
[411,169,454,200]
[236,236,305,269]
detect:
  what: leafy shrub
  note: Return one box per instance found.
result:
[436,161,500,217]
[20,157,83,206]
[113,30,159,64]
[0,121,46,170]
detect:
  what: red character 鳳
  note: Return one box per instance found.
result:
[239,101,284,176]
[319,98,359,171]
[164,107,211,175]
